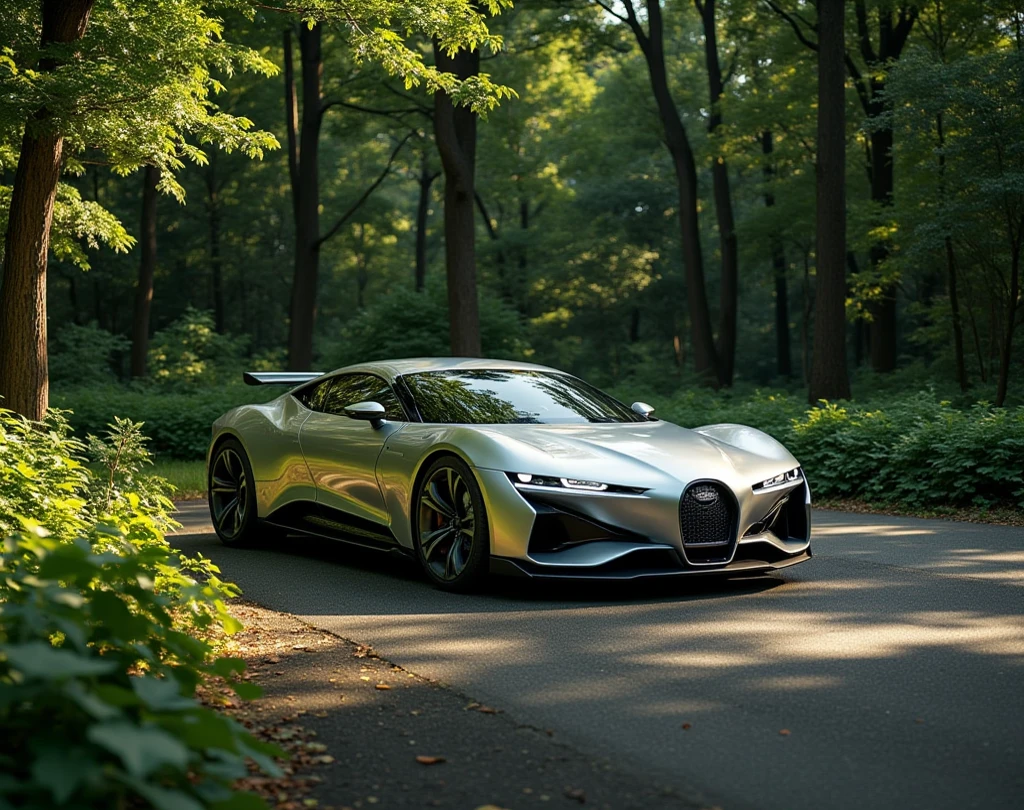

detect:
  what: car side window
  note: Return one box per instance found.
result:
[320,374,405,421]
[294,379,332,411]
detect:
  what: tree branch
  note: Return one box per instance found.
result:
[475,192,499,240]
[762,0,818,50]
[592,0,629,23]
[854,0,877,64]
[844,53,872,115]
[320,99,430,122]
[315,133,413,248]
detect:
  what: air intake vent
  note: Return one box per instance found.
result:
[679,481,737,564]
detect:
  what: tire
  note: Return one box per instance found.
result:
[413,455,490,592]
[208,438,262,546]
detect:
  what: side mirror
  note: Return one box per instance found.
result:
[344,401,386,428]
[631,401,656,420]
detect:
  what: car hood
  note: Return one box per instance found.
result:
[472,420,797,489]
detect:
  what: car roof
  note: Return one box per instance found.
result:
[325,357,563,381]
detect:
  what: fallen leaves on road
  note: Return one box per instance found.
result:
[779,729,791,736]
[415,755,446,765]
[465,701,501,714]
[564,787,586,803]
[681,723,692,730]
[375,683,391,690]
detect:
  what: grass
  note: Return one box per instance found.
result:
[153,459,206,500]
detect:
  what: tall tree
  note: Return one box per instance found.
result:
[0,0,95,419]
[433,40,483,356]
[848,1,919,373]
[130,166,159,378]
[762,130,793,378]
[695,0,739,385]
[809,0,852,402]
[0,0,278,418]
[285,24,324,371]
[593,0,721,384]
[416,148,440,292]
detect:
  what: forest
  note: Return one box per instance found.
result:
[0,5,1022,808]
[1,0,1023,496]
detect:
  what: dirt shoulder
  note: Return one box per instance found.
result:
[221,601,707,810]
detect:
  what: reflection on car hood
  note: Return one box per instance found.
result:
[474,420,794,487]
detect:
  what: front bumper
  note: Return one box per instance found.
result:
[490,548,812,580]
[474,466,812,580]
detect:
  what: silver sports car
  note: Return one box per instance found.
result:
[207,358,811,590]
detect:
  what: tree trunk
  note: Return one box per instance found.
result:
[762,131,792,378]
[935,111,967,392]
[632,0,719,385]
[697,0,738,386]
[849,1,918,373]
[866,112,898,372]
[206,156,225,333]
[995,229,1022,407]
[433,40,482,357]
[0,0,95,419]
[286,24,322,371]
[415,152,438,292]
[130,166,159,377]
[809,0,851,403]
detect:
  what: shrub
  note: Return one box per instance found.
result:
[49,322,129,385]
[0,408,280,810]
[52,384,274,461]
[148,307,249,389]
[637,388,1024,509]
[321,280,530,367]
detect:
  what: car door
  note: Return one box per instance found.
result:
[298,372,406,526]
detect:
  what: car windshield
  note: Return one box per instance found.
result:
[402,370,645,425]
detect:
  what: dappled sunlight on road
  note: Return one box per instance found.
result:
[170,501,1024,810]
[815,523,937,536]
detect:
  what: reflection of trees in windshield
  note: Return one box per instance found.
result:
[529,374,637,422]
[405,373,520,424]
[404,370,643,425]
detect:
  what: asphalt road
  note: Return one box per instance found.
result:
[173,504,1024,810]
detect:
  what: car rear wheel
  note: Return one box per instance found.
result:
[208,438,261,546]
[414,456,489,592]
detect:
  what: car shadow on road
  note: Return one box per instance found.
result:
[172,518,787,615]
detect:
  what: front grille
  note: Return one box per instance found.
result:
[679,481,737,564]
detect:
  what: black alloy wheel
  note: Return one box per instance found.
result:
[208,438,259,546]
[415,456,489,591]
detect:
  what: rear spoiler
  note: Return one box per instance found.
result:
[243,371,324,387]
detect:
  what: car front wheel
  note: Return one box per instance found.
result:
[414,455,490,592]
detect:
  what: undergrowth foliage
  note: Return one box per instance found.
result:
[0,408,280,810]
[643,390,1024,509]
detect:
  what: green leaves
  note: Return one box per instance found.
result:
[2,641,117,679]
[0,410,276,809]
[87,722,191,778]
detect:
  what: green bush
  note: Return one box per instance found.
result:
[0,409,280,810]
[148,308,250,390]
[49,322,129,385]
[640,388,1024,509]
[52,384,274,461]
[320,280,530,367]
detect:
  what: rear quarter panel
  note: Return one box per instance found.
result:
[211,393,316,517]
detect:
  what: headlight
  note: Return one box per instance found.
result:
[755,467,802,491]
[508,473,648,495]
[512,473,609,491]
